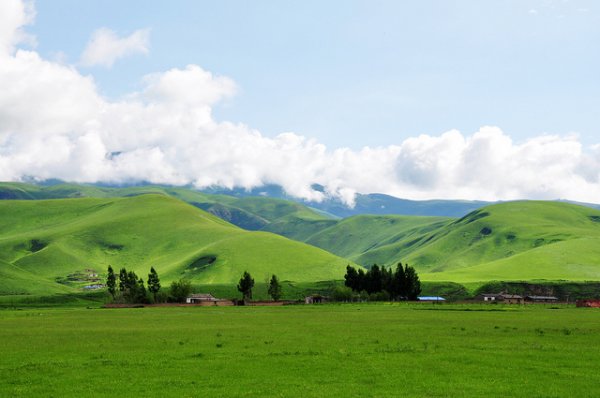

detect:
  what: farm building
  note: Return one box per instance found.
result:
[186,293,217,303]
[305,294,328,304]
[186,294,233,306]
[477,293,523,304]
[477,293,500,302]
[417,296,446,302]
[576,299,600,308]
[499,294,524,304]
[525,295,558,303]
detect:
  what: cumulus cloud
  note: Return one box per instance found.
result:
[0,0,35,55]
[80,27,150,67]
[1,0,600,206]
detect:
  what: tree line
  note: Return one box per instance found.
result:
[343,263,421,300]
[106,266,194,304]
[106,266,283,303]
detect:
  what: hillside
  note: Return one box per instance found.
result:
[273,201,600,284]
[296,215,452,263]
[0,195,352,296]
[408,201,600,282]
[0,182,333,232]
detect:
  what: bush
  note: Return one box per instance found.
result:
[169,279,192,303]
[332,286,354,302]
[369,290,390,302]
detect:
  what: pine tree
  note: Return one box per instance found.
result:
[405,265,422,300]
[106,265,116,300]
[268,274,282,301]
[118,268,128,293]
[344,265,359,291]
[135,277,148,303]
[147,267,161,303]
[237,271,255,301]
[392,263,407,300]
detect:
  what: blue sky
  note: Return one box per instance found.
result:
[30,0,599,149]
[0,0,599,203]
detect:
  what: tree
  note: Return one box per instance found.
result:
[267,274,282,301]
[118,268,128,293]
[147,267,161,303]
[106,265,116,300]
[366,264,383,294]
[405,265,422,300]
[237,271,255,301]
[135,277,148,303]
[344,265,359,291]
[392,262,407,300]
[169,279,192,303]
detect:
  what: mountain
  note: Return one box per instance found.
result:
[0,195,352,296]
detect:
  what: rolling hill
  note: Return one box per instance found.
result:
[0,195,352,296]
[264,201,600,284]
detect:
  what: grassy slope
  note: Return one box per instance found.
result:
[303,215,452,263]
[412,201,600,282]
[0,195,351,295]
[0,182,332,231]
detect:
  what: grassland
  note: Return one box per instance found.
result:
[3,182,600,292]
[0,195,352,297]
[1,304,599,397]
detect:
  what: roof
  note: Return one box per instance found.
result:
[480,293,500,297]
[499,294,523,299]
[188,293,217,300]
[526,295,558,300]
[418,296,445,301]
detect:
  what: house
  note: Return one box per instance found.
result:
[525,295,558,303]
[305,294,328,304]
[477,293,523,304]
[499,294,524,304]
[185,293,235,306]
[417,296,446,303]
[477,293,501,302]
[576,299,600,308]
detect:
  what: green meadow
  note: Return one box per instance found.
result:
[1,304,599,397]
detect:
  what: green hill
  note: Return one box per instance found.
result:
[409,201,600,282]
[0,182,332,231]
[299,215,452,263]
[0,195,352,296]
[273,201,600,284]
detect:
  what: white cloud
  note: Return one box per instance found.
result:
[0,0,36,55]
[80,27,150,68]
[1,0,600,206]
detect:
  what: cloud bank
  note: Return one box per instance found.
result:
[1,0,599,206]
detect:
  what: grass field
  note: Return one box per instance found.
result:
[1,304,599,397]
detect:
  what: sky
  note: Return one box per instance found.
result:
[0,0,599,204]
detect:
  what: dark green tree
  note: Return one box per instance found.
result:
[405,265,422,300]
[344,265,359,291]
[356,268,366,292]
[106,265,116,300]
[147,267,161,303]
[237,271,255,300]
[392,262,407,300]
[118,267,128,293]
[135,277,148,303]
[366,264,382,294]
[267,274,282,301]
[169,279,192,303]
